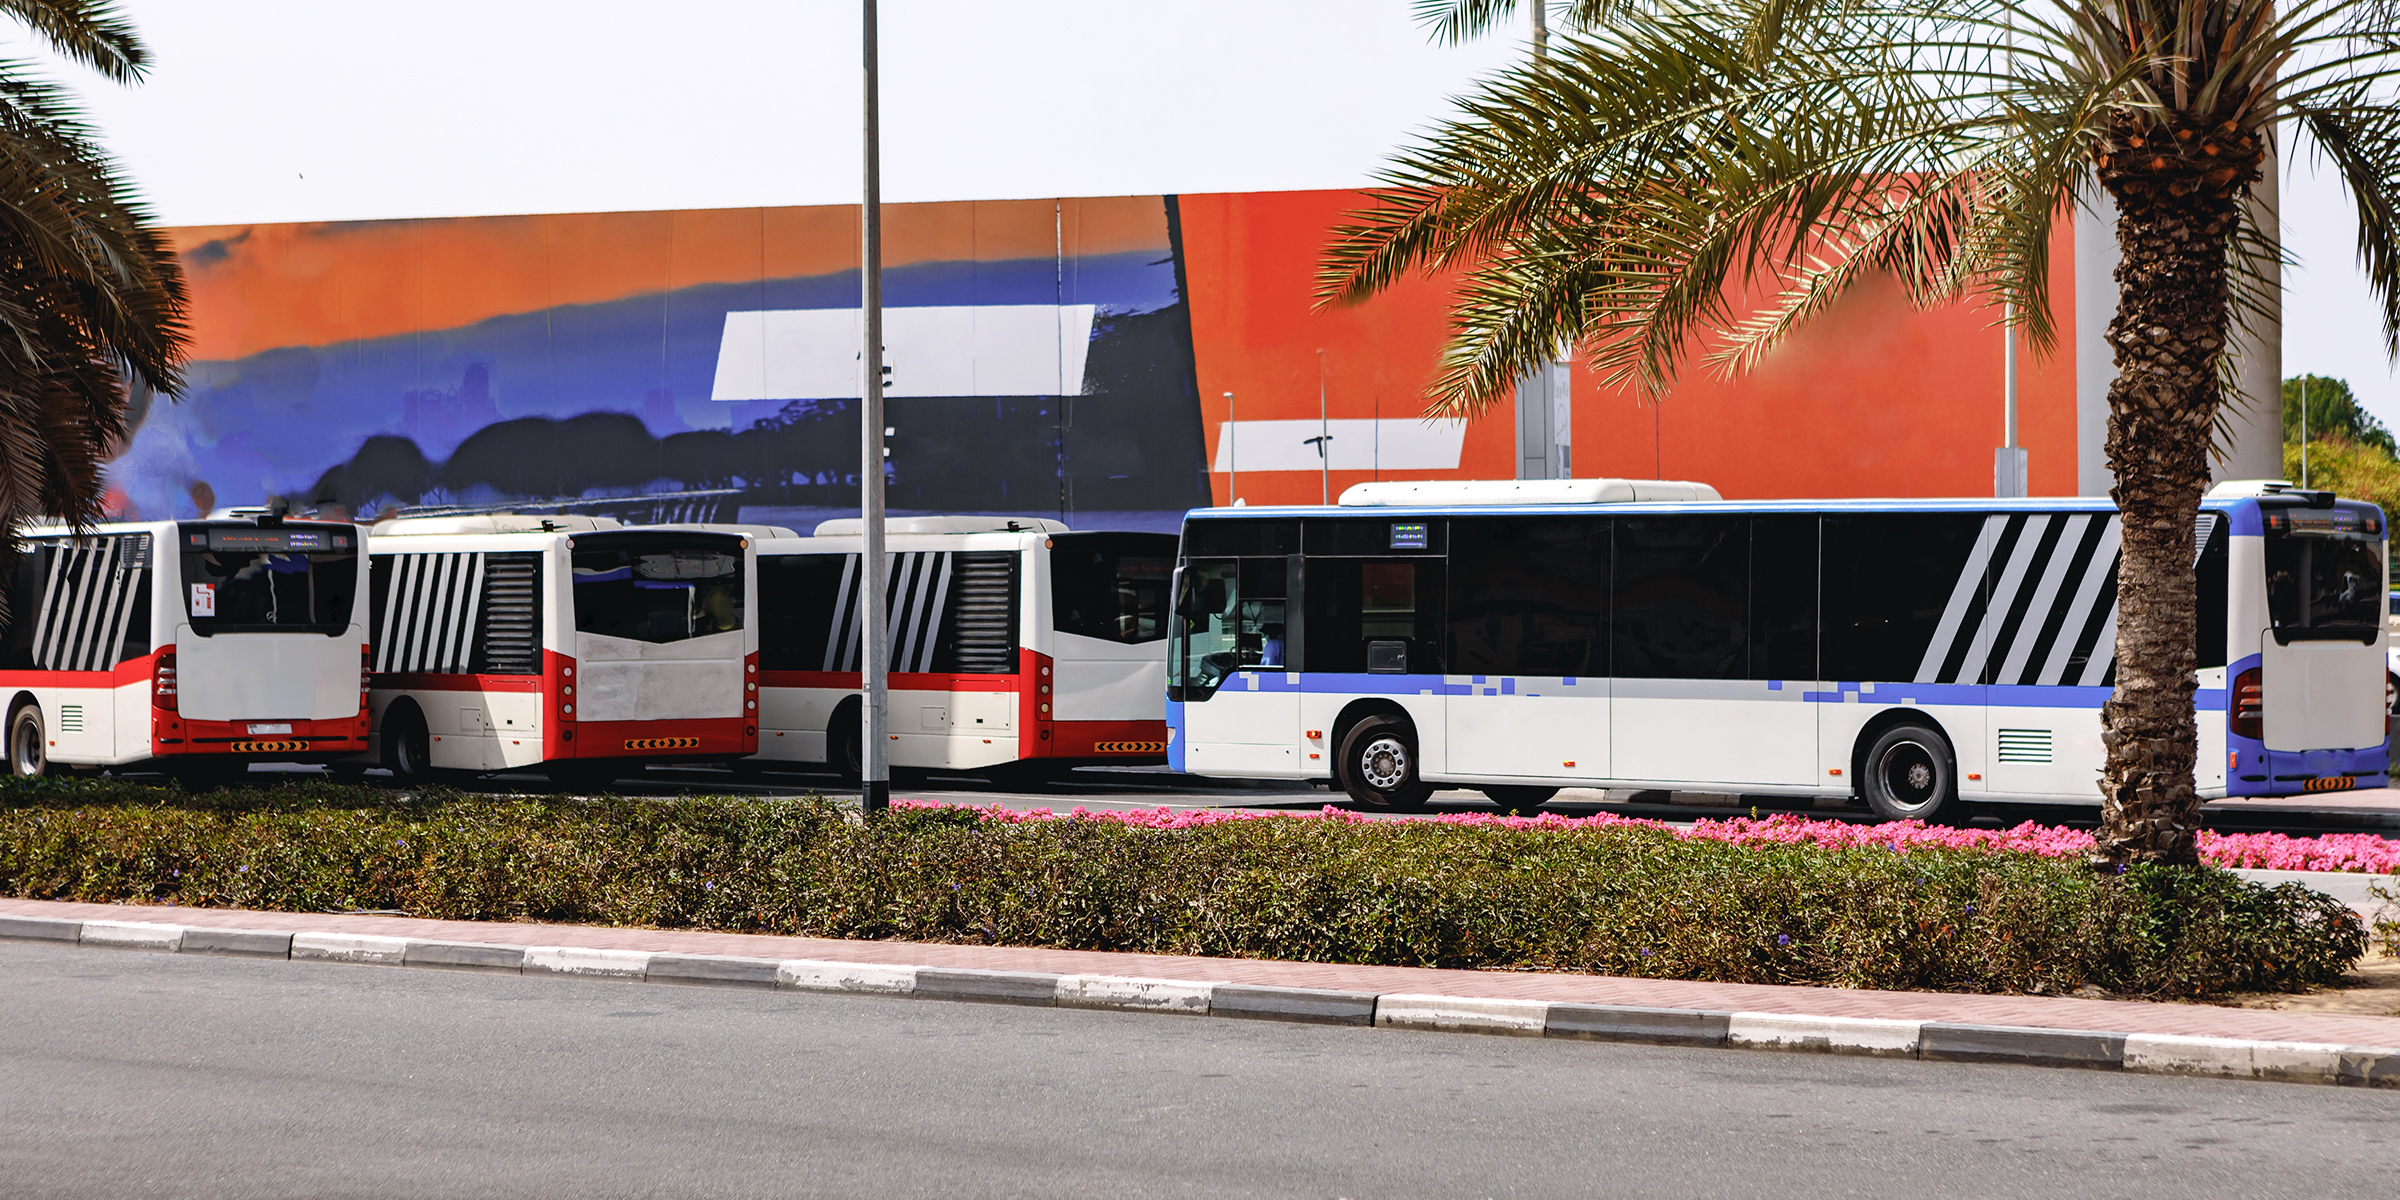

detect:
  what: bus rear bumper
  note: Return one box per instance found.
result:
[556,716,756,763]
[2225,740,2389,797]
[151,713,371,760]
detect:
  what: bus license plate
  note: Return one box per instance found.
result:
[247,723,292,735]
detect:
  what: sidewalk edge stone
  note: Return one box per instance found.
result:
[1208,983,1377,1026]
[178,927,293,959]
[0,915,81,943]
[1546,1003,1732,1047]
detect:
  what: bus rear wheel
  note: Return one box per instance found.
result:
[829,706,864,783]
[8,704,46,777]
[1337,717,1431,812]
[384,703,435,784]
[1484,786,1557,815]
[1861,723,1957,822]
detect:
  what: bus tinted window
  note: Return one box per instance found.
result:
[758,554,850,669]
[180,525,358,636]
[1304,558,1444,674]
[1612,517,1747,679]
[1051,533,1174,645]
[1447,517,1605,677]
[1751,515,1818,680]
[1183,518,1298,557]
[571,534,744,644]
[2264,505,2384,640]
[1820,514,1983,682]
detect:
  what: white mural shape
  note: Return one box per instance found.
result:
[710,304,1100,401]
[1210,419,1469,472]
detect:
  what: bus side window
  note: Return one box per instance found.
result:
[1446,516,1606,678]
[1614,516,1748,680]
[1750,515,1818,681]
[1303,558,1445,675]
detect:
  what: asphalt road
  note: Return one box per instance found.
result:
[1,942,2393,1199]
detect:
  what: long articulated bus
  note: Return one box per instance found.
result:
[745,516,1176,780]
[1167,479,2390,819]
[359,514,759,785]
[2,516,370,781]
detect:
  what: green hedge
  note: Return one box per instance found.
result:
[0,778,2366,997]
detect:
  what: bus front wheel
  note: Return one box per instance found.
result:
[7,704,45,777]
[1860,723,1957,822]
[1337,717,1431,812]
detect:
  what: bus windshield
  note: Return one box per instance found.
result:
[178,523,360,636]
[1051,532,1174,645]
[571,532,745,644]
[2263,502,2385,641]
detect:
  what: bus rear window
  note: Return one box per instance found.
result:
[2264,504,2385,641]
[571,533,744,644]
[178,523,359,636]
[1051,532,1175,645]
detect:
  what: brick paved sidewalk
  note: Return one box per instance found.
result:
[8,895,2398,1048]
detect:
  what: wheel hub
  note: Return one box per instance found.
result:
[1360,736,1409,790]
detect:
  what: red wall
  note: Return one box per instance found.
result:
[1179,188,2081,503]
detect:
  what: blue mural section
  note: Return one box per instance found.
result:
[109,245,1207,533]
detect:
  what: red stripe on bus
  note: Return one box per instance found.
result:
[758,670,1018,692]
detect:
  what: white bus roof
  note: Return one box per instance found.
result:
[1337,479,1722,506]
[811,515,1071,536]
[369,513,624,536]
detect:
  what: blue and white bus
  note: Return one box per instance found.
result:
[1166,479,2391,819]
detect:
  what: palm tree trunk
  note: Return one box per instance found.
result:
[2094,120,2259,865]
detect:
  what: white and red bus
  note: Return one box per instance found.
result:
[746,516,1175,780]
[1,517,370,781]
[361,514,759,786]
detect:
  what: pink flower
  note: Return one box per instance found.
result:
[885,797,2400,872]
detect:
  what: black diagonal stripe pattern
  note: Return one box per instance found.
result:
[373,551,486,674]
[1911,513,2124,687]
[819,551,1016,675]
[32,535,148,673]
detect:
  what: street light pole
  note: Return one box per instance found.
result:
[1223,390,1237,504]
[858,0,889,814]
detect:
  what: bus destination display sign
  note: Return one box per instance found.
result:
[1389,523,1429,550]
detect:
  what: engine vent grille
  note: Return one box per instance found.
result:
[1997,728,2053,764]
[471,553,543,676]
[948,552,1018,675]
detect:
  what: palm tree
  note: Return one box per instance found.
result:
[0,0,189,594]
[1322,0,2400,864]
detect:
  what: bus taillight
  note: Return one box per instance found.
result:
[2230,667,2263,740]
[359,646,372,710]
[152,652,177,712]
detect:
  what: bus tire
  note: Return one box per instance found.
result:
[1860,722,1957,822]
[7,703,46,777]
[1484,785,1556,815]
[384,702,435,784]
[1337,716,1431,812]
[829,703,864,783]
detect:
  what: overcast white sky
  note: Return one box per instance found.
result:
[27,1,2398,429]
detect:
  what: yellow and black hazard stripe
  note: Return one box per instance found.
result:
[228,740,310,753]
[1090,741,1166,754]
[2303,776,2357,793]
[624,737,702,750]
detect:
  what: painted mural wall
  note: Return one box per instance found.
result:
[114,189,2081,532]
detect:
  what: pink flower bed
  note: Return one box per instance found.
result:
[891,799,2400,874]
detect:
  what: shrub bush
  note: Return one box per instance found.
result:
[0,778,2364,997]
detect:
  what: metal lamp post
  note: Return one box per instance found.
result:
[858,0,889,814]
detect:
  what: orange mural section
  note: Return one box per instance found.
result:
[169,196,1170,362]
[1180,188,2081,502]
[1177,190,1514,506]
[1572,224,2079,499]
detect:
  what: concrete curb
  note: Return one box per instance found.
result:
[6,913,2395,1089]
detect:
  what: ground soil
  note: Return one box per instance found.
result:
[2220,944,2400,1017]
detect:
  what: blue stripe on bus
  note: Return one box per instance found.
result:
[1209,671,2209,711]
